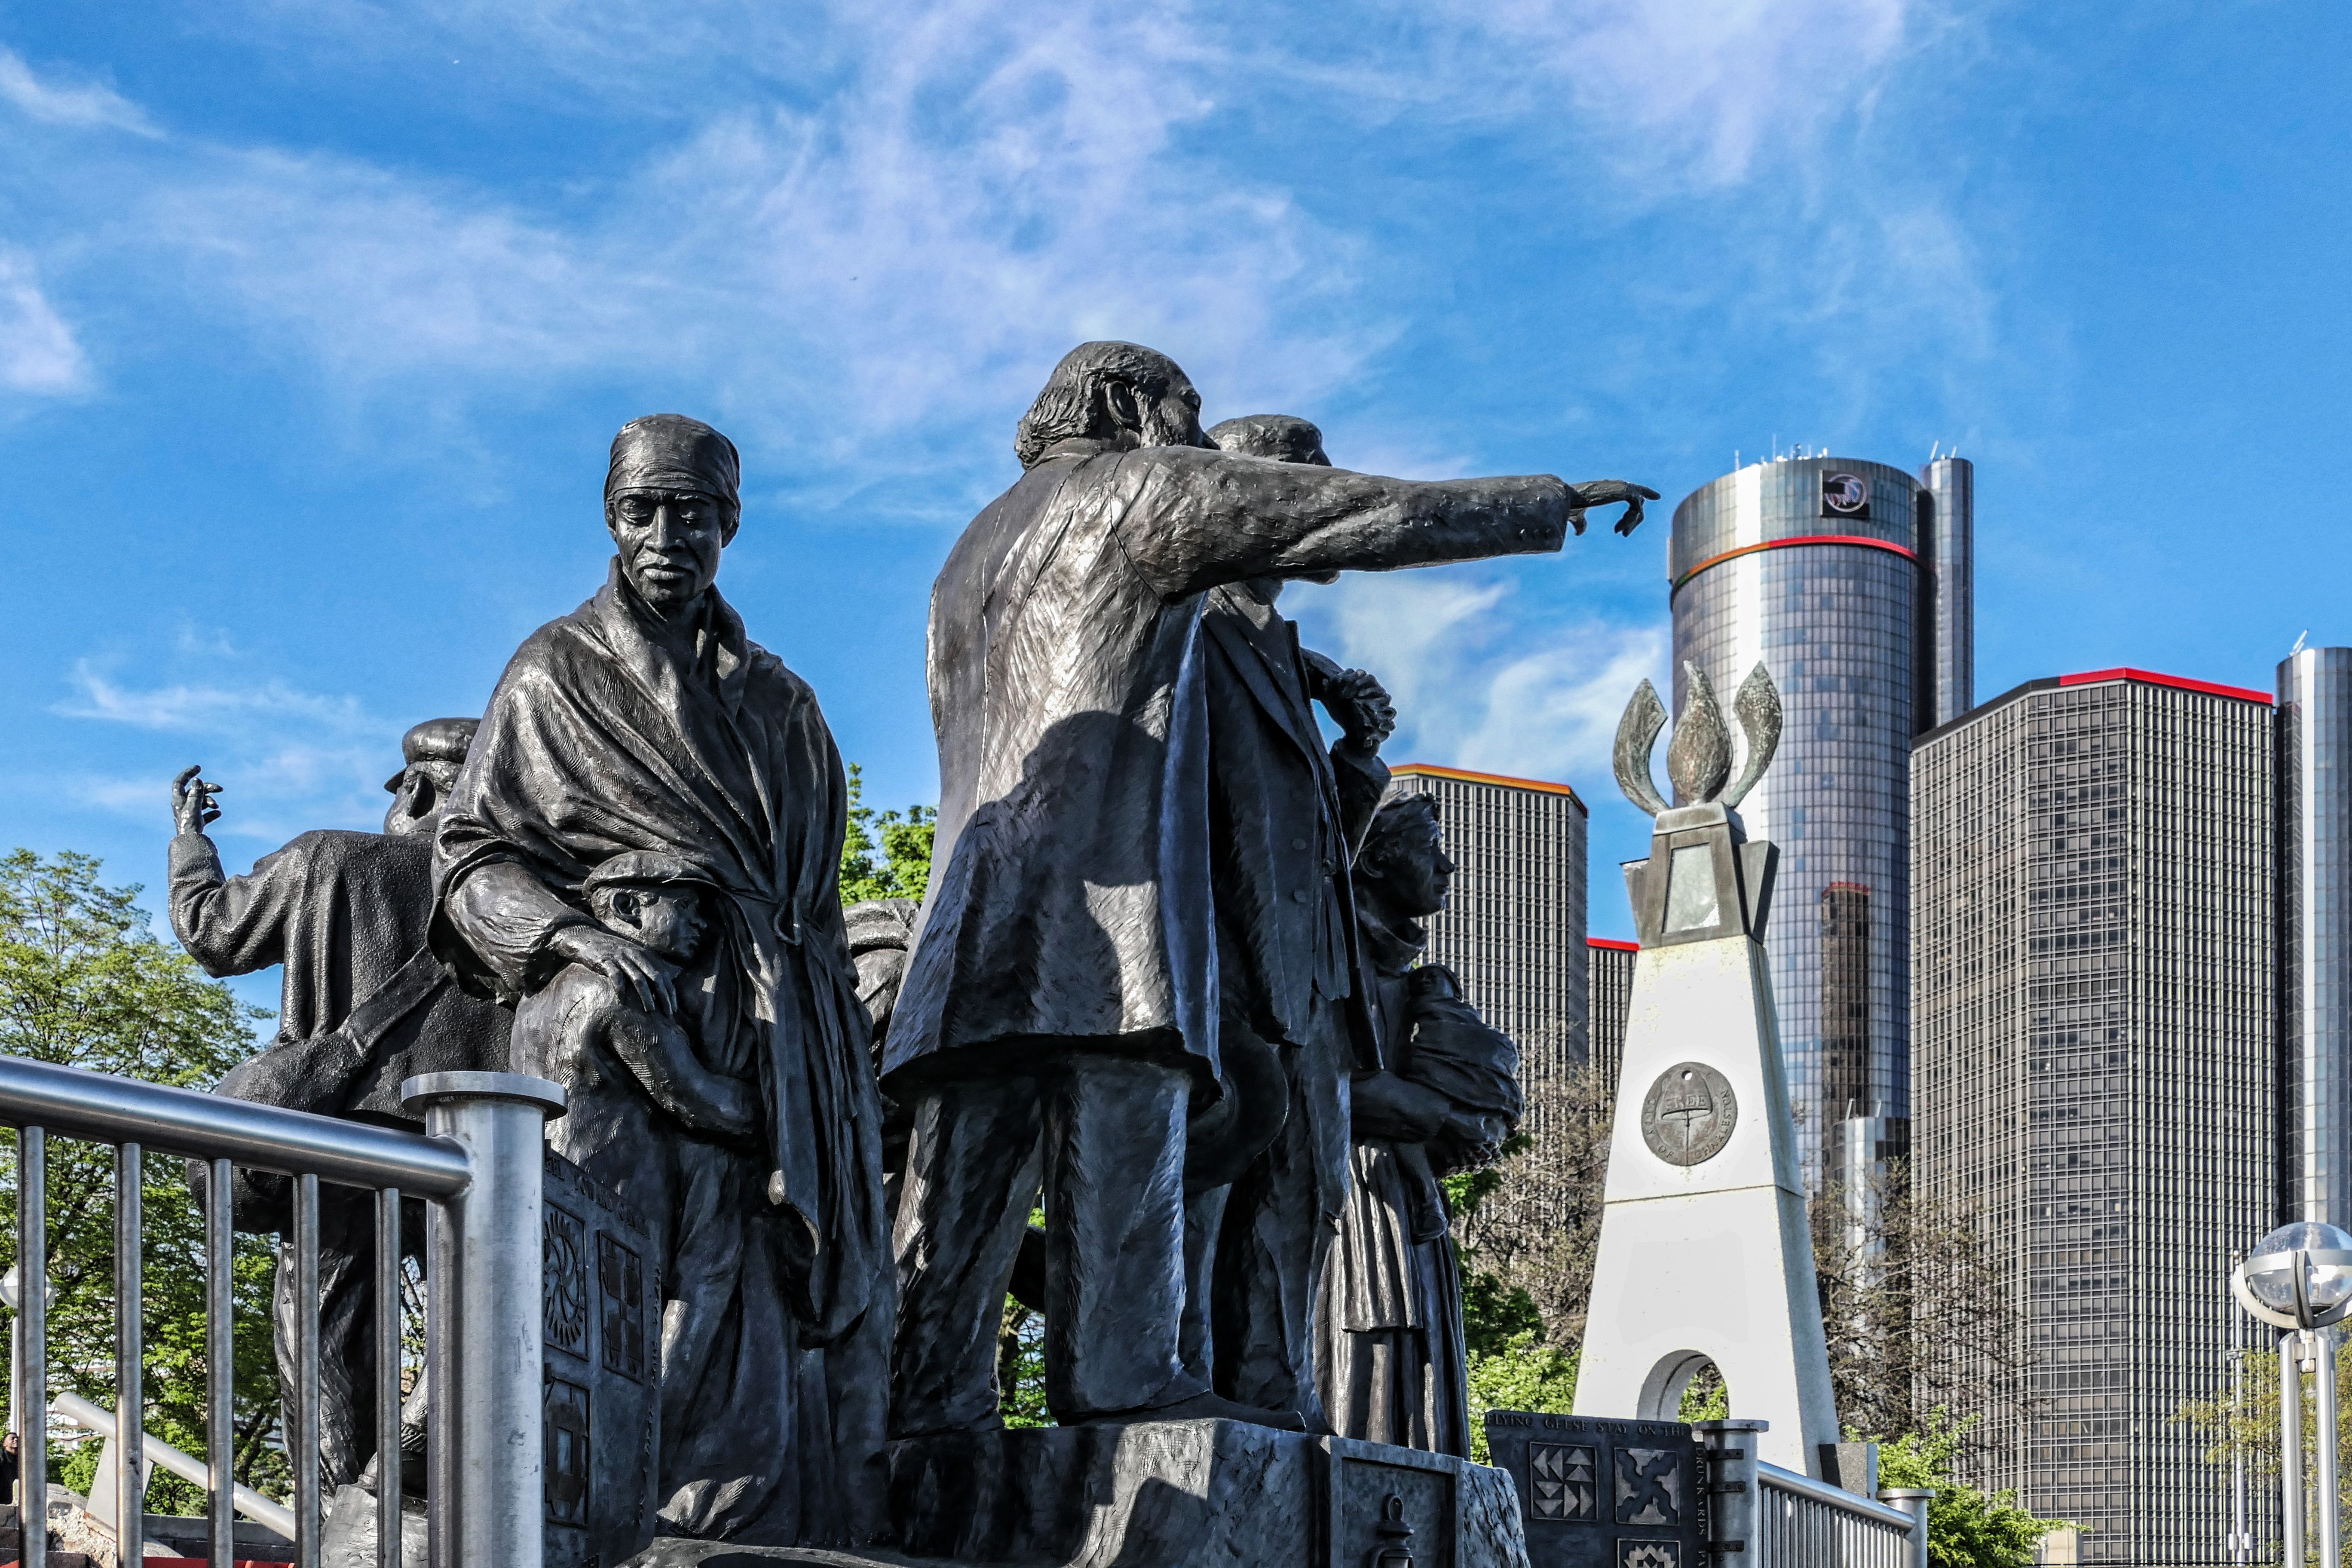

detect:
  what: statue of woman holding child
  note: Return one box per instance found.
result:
[430,415,890,1548]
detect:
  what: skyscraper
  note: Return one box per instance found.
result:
[2278,646,2352,1226]
[1910,667,2276,1564]
[1586,937,1636,1096]
[1669,453,1973,1169]
[1388,763,1589,1108]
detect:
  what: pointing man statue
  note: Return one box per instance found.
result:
[885,341,1652,1436]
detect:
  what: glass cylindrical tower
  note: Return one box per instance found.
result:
[1669,456,1935,1171]
[1921,455,1975,730]
[2279,646,2352,1225]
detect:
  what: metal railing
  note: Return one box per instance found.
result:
[1696,1418,1931,1566]
[0,1055,560,1568]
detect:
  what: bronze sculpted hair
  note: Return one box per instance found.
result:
[1014,341,1182,468]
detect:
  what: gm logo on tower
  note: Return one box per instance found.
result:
[1821,470,1870,521]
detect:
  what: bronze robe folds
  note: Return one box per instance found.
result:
[433,564,889,1546]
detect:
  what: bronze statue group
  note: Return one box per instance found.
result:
[165,343,1652,1547]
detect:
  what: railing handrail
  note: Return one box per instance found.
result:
[1756,1458,1920,1531]
[49,1389,297,1540]
[0,1054,470,1198]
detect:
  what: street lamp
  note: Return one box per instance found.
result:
[2233,1221,2352,1568]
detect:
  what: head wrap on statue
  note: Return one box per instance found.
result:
[604,414,742,511]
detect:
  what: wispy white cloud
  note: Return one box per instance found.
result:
[57,659,393,843]
[0,44,159,136]
[0,249,92,397]
[1289,570,1669,788]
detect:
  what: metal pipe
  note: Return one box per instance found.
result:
[20,1127,45,1568]
[1883,1487,1933,1568]
[403,1073,564,1568]
[0,1057,469,1198]
[113,1142,142,1568]
[2324,1328,2343,1568]
[376,1187,402,1568]
[1693,1416,1764,1555]
[294,1174,321,1568]
[1753,1457,1920,1529]
[48,1392,294,1541]
[207,1157,234,1568]
[425,1191,456,1568]
[2286,1330,2309,1568]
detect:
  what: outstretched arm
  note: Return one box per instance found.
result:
[166,766,294,977]
[1109,446,1654,601]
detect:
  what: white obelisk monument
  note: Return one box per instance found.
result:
[1572,663,1840,1477]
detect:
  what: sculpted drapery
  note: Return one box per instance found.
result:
[433,417,890,1547]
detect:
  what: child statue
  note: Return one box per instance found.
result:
[1315,793,1522,1457]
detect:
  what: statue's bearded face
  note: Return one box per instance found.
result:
[606,488,735,617]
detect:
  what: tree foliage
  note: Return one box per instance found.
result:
[839,764,936,906]
[0,849,287,1507]
[1815,1162,2035,1470]
[1872,1412,2071,1568]
[2175,1338,2352,1561]
[1449,1052,1610,1355]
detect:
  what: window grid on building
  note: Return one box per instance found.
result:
[1911,674,2275,1565]
[1388,765,1589,1135]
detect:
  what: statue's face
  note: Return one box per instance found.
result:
[1383,817,1456,919]
[614,885,707,962]
[383,762,462,837]
[606,488,733,617]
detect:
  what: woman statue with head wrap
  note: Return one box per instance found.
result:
[1315,792,1522,1457]
[432,416,890,1547]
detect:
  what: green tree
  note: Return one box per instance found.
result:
[839,765,936,905]
[0,850,288,1507]
[1871,1412,2071,1568]
[2177,1342,2352,1561]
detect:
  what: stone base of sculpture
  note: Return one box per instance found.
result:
[619,1419,1528,1568]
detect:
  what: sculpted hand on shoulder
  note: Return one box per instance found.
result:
[547,924,679,1016]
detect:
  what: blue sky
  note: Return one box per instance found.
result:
[1,0,2346,986]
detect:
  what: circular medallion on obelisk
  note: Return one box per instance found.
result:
[1640,1062,1738,1166]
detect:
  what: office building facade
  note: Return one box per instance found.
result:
[1388,764,1589,1113]
[1586,937,1636,1098]
[2278,646,2352,1226]
[1669,454,1973,1169]
[1911,668,2276,1564]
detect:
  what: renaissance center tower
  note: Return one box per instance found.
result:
[1669,453,1973,1172]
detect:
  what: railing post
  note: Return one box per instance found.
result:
[401,1073,564,1568]
[1882,1487,1932,1568]
[1694,1417,1767,1560]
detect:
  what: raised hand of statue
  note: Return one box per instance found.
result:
[1320,668,1397,753]
[1565,480,1662,537]
[171,766,223,836]
[547,923,680,1017]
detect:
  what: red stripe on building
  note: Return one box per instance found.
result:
[1588,937,1639,952]
[2057,668,2273,705]
[1669,533,1918,595]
